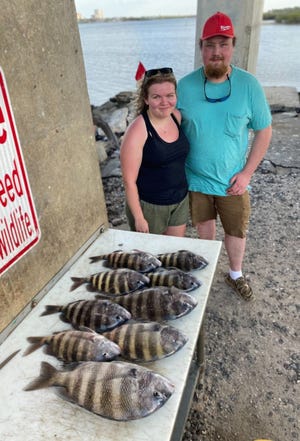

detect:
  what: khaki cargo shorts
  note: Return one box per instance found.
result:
[189,191,251,238]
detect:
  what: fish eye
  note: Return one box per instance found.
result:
[153,391,161,398]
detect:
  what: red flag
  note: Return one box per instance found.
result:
[135,61,146,81]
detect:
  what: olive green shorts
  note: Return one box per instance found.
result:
[126,194,189,235]
[189,191,251,238]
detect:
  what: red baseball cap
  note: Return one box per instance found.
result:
[201,11,235,40]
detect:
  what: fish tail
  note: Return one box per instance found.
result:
[40,305,61,316]
[23,336,45,356]
[23,361,57,391]
[89,255,104,263]
[70,277,86,291]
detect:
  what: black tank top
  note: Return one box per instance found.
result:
[136,110,189,205]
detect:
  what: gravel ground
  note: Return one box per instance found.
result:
[101,112,299,441]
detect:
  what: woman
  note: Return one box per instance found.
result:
[120,67,190,236]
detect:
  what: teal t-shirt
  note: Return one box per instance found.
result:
[177,66,272,196]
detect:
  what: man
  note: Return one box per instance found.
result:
[177,11,272,301]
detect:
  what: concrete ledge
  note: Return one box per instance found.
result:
[264,86,300,112]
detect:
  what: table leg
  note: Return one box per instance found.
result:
[196,322,205,379]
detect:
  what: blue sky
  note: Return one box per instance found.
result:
[74,0,300,18]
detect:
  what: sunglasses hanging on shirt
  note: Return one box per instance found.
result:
[204,74,231,103]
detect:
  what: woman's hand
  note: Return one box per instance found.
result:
[135,217,149,233]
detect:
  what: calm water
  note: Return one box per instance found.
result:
[78,18,300,105]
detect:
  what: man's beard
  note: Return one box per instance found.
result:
[205,61,228,79]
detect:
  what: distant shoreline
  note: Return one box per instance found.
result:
[77,15,195,24]
[77,6,300,24]
[77,16,300,25]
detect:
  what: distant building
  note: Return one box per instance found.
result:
[77,12,84,21]
[92,9,104,20]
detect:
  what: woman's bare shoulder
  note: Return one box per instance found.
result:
[172,108,182,124]
[121,114,147,150]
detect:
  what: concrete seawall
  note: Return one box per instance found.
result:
[264,87,299,170]
[264,86,299,113]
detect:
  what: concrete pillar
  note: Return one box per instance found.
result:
[194,0,265,73]
[0,0,108,333]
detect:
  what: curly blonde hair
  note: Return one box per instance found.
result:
[135,71,177,116]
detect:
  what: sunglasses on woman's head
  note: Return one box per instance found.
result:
[145,67,173,78]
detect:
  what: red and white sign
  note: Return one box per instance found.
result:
[0,68,40,276]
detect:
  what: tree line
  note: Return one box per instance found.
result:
[263,7,300,24]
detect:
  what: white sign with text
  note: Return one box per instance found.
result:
[0,68,40,276]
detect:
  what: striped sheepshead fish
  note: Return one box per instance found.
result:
[89,249,162,273]
[41,299,131,332]
[24,360,174,421]
[70,268,150,295]
[98,286,198,321]
[147,268,201,292]
[23,328,121,362]
[103,321,188,362]
[157,249,209,271]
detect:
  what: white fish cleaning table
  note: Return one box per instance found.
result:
[0,228,221,441]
